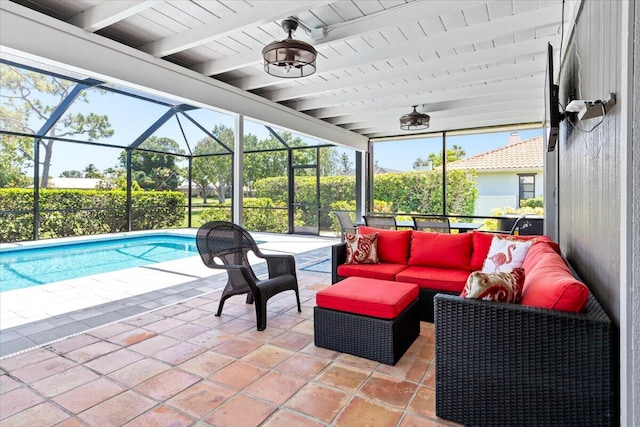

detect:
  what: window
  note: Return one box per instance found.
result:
[519,174,536,206]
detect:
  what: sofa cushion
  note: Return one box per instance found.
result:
[461,268,525,303]
[481,236,533,273]
[337,262,408,282]
[316,277,419,319]
[345,232,379,264]
[408,231,473,271]
[470,231,541,271]
[521,239,562,272]
[521,248,589,312]
[358,226,412,264]
[396,266,470,292]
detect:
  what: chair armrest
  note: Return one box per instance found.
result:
[261,253,297,279]
[331,243,347,284]
[434,293,613,427]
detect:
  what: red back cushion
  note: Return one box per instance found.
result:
[358,226,412,264]
[408,231,473,271]
[521,252,589,312]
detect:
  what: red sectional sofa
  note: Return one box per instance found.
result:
[331,226,590,322]
[331,226,613,426]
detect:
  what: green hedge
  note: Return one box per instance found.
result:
[199,198,289,233]
[0,189,185,242]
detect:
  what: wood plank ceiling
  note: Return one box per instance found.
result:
[8,0,578,140]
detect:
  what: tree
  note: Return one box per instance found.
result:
[0,64,114,187]
[119,136,184,190]
[0,134,31,187]
[83,163,103,178]
[192,125,234,203]
[339,153,352,174]
[421,144,466,169]
[60,170,83,178]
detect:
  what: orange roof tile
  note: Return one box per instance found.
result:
[447,136,543,171]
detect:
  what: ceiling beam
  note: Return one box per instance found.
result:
[67,0,155,32]
[232,3,562,91]
[268,37,551,104]
[139,1,321,57]
[192,0,479,76]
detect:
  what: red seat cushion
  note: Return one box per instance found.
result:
[408,231,473,271]
[396,266,470,292]
[316,277,419,319]
[337,262,408,281]
[358,226,412,264]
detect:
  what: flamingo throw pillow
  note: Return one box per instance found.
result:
[481,236,533,273]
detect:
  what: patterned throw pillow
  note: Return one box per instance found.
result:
[461,268,525,303]
[345,233,379,264]
[481,236,533,273]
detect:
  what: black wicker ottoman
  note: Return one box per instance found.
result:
[314,277,419,365]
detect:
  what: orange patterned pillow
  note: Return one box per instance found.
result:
[345,233,379,264]
[461,268,525,303]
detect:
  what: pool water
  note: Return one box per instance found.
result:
[0,235,199,292]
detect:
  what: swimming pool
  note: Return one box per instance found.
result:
[0,234,200,292]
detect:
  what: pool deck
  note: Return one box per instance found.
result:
[0,230,338,358]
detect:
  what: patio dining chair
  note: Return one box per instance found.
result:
[363,214,397,230]
[412,215,451,233]
[509,215,544,235]
[334,211,358,242]
[195,221,301,331]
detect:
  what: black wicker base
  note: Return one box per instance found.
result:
[314,300,419,365]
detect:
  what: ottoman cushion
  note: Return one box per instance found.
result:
[316,277,418,319]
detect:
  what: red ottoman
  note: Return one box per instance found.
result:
[314,277,420,365]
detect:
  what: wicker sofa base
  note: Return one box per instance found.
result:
[314,300,419,365]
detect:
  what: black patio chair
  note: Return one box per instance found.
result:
[412,215,451,233]
[334,211,358,242]
[363,214,397,230]
[196,221,301,331]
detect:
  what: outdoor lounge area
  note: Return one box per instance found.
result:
[1,1,638,426]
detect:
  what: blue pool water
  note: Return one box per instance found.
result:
[0,234,199,292]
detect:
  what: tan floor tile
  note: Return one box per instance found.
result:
[334,396,402,427]
[275,352,330,379]
[108,358,170,387]
[106,328,157,346]
[407,385,436,418]
[127,335,180,356]
[55,417,88,427]
[241,325,285,343]
[0,348,56,372]
[316,364,370,393]
[243,344,293,368]
[10,356,77,383]
[269,330,313,351]
[79,390,156,426]
[0,373,22,393]
[178,350,235,377]
[422,362,436,388]
[134,369,200,400]
[53,377,125,413]
[203,394,276,427]
[64,341,121,363]
[125,405,194,426]
[84,348,144,374]
[144,317,187,333]
[376,354,430,383]
[245,371,306,405]
[172,308,210,322]
[88,322,137,340]
[267,313,305,330]
[162,323,209,340]
[167,380,235,418]
[214,336,262,358]
[31,365,99,397]
[285,382,349,422]
[153,342,206,365]
[1,402,69,426]
[215,317,256,335]
[46,334,100,354]
[335,352,379,371]
[209,360,268,390]
[290,318,314,335]
[359,374,418,408]
[188,328,234,348]
[262,409,326,427]
[398,413,451,427]
[0,387,43,420]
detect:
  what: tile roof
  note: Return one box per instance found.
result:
[447,136,543,171]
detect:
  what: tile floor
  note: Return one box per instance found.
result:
[0,237,461,427]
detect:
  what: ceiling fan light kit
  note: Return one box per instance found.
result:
[399,105,430,131]
[262,18,317,78]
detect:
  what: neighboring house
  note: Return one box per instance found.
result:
[448,134,543,215]
[45,178,101,189]
[177,181,216,197]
